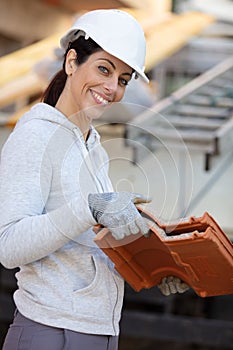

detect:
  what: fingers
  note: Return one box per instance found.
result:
[110,226,130,240]
[167,276,177,294]
[127,221,141,235]
[105,192,151,240]
[115,208,150,239]
[132,193,152,205]
[176,279,190,293]
[157,277,170,296]
[135,216,150,236]
[110,216,150,240]
[158,276,190,296]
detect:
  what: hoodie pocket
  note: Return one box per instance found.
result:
[73,254,102,294]
[72,254,118,319]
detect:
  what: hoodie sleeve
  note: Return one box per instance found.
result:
[0,124,96,269]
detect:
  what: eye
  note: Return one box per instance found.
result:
[98,65,109,74]
[119,77,129,87]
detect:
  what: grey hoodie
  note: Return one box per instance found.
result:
[0,103,124,335]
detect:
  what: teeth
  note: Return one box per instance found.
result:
[92,91,109,105]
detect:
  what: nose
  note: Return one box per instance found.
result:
[103,76,118,94]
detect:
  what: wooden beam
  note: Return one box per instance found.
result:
[0,73,43,109]
[0,0,72,42]
[120,0,171,11]
[42,0,129,12]
[145,12,215,71]
[0,31,63,87]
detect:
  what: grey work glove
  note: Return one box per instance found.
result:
[88,192,151,240]
[158,276,190,296]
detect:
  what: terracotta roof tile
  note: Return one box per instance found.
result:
[94,209,233,297]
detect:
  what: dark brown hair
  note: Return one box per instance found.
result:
[42,36,102,107]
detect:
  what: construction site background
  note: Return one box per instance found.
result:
[0,1,232,349]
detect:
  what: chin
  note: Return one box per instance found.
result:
[86,104,109,120]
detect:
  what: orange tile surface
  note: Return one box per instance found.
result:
[94,209,233,297]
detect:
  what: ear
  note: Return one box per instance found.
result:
[65,49,78,76]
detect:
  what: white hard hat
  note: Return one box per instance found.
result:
[60,9,149,83]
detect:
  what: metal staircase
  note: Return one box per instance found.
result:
[126,57,233,171]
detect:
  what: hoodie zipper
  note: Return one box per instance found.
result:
[74,126,121,334]
[73,127,105,193]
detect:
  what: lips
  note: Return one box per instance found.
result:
[90,90,110,105]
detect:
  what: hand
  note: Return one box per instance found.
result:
[88,192,151,240]
[158,276,190,296]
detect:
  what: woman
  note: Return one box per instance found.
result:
[0,9,189,350]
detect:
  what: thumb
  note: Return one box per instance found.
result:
[131,193,152,205]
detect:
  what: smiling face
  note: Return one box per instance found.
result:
[56,48,133,122]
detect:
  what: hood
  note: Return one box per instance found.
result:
[15,102,100,149]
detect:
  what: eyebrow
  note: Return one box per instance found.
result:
[97,58,133,77]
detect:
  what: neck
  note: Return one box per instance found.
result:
[69,111,91,141]
[55,100,91,141]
